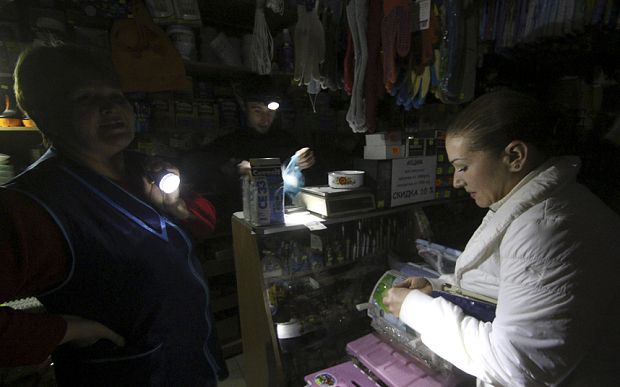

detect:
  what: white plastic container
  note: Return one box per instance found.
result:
[327,170,365,189]
[210,31,243,67]
[145,0,175,18]
[166,24,195,60]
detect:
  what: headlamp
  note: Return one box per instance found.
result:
[266,100,280,110]
[245,93,280,111]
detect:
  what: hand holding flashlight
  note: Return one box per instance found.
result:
[142,158,180,194]
[145,169,180,194]
[140,157,193,220]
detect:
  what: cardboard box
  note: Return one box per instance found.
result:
[365,132,402,146]
[196,101,219,133]
[424,138,437,155]
[174,101,198,129]
[354,157,437,208]
[406,137,425,157]
[148,91,175,129]
[364,145,405,159]
[415,129,446,139]
[249,158,284,226]
[436,176,453,188]
[436,149,449,163]
[436,163,454,176]
[435,188,453,200]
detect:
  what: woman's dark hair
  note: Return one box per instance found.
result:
[447,90,568,157]
[14,41,122,145]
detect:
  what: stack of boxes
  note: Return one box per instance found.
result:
[355,130,464,208]
[409,130,458,200]
[146,76,221,150]
[363,132,406,159]
[355,132,437,209]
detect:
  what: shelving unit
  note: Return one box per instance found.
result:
[231,200,448,387]
[200,253,243,359]
[0,126,37,131]
[184,60,294,79]
[198,0,297,35]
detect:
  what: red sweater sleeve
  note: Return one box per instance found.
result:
[179,189,217,244]
[116,181,217,244]
[0,188,70,367]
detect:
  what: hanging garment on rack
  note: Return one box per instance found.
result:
[344,27,355,96]
[294,1,325,85]
[381,0,411,89]
[364,0,386,133]
[346,0,370,133]
[320,0,345,91]
[438,0,476,104]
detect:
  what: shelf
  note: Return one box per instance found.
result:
[211,293,239,313]
[232,199,451,235]
[202,256,235,277]
[184,60,294,80]
[0,126,38,131]
[264,259,356,285]
[221,338,243,359]
[198,0,297,35]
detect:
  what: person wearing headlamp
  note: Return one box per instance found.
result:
[230,73,314,177]
[186,73,316,213]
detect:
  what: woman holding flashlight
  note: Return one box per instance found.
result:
[0,42,227,386]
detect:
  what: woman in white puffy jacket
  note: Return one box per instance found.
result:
[383,91,620,387]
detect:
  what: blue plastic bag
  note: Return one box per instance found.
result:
[283,154,305,200]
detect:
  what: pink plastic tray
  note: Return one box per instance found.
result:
[304,361,380,387]
[346,334,445,387]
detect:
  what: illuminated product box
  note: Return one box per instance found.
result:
[249,158,284,226]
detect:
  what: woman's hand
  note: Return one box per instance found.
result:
[383,288,411,318]
[394,276,433,295]
[142,157,193,220]
[60,315,125,348]
[383,277,433,318]
[296,147,315,169]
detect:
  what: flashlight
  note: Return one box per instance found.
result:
[157,172,180,193]
[146,170,180,194]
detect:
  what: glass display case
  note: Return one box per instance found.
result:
[231,204,438,387]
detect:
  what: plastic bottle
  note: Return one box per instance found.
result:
[281,28,294,73]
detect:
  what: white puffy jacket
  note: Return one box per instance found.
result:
[399,156,620,387]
